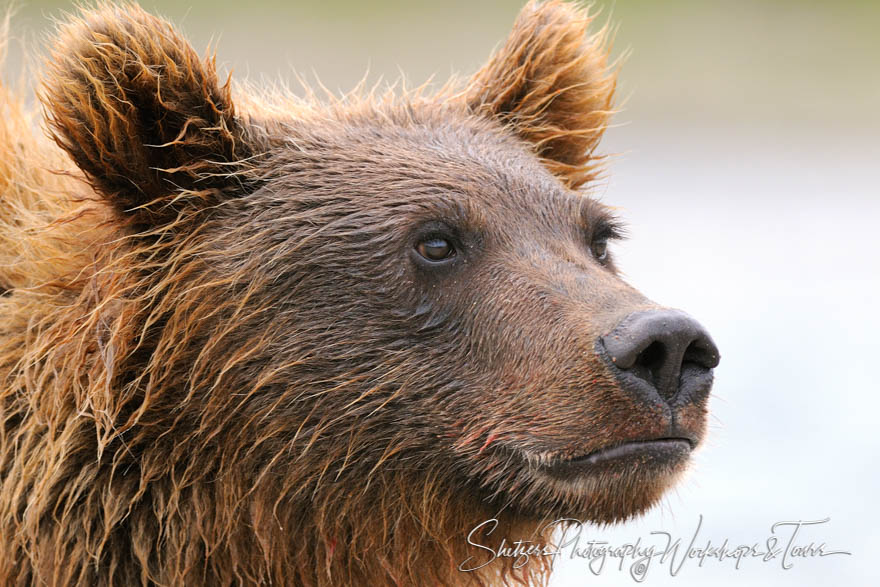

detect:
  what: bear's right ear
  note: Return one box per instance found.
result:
[41,4,255,228]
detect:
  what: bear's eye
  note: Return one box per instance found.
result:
[591,237,608,262]
[416,238,455,262]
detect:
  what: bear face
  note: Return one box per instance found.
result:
[198,106,684,522]
[0,1,719,584]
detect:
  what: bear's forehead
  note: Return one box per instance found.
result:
[256,102,585,223]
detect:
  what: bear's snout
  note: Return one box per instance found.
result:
[599,309,720,407]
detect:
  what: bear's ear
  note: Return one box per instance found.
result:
[464,0,616,189]
[41,4,255,227]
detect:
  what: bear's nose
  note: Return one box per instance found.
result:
[600,310,720,403]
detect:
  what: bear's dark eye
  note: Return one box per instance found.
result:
[591,237,608,262]
[582,213,625,267]
[416,238,455,262]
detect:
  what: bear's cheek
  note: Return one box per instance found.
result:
[439,356,675,458]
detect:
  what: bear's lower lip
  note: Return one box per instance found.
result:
[543,438,693,478]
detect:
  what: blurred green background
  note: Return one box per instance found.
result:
[3,2,878,586]
[4,0,879,132]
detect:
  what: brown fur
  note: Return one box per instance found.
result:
[0,2,709,585]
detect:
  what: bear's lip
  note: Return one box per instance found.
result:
[541,437,694,478]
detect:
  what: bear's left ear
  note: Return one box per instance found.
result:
[41,4,256,228]
[464,0,616,189]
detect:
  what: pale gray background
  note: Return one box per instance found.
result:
[4,1,877,584]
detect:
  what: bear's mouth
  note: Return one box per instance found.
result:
[539,437,694,480]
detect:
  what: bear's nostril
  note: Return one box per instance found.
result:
[633,340,666,388]
[601,309,719,404]
[682,339,718,372]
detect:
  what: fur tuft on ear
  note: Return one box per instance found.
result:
[41,3,253,227]
[465,0,617,189]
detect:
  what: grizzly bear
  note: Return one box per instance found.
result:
[0,1,719,585]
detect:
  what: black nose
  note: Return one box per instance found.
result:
[600,310,720,403]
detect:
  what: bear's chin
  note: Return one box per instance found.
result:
[491,444,692,525]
